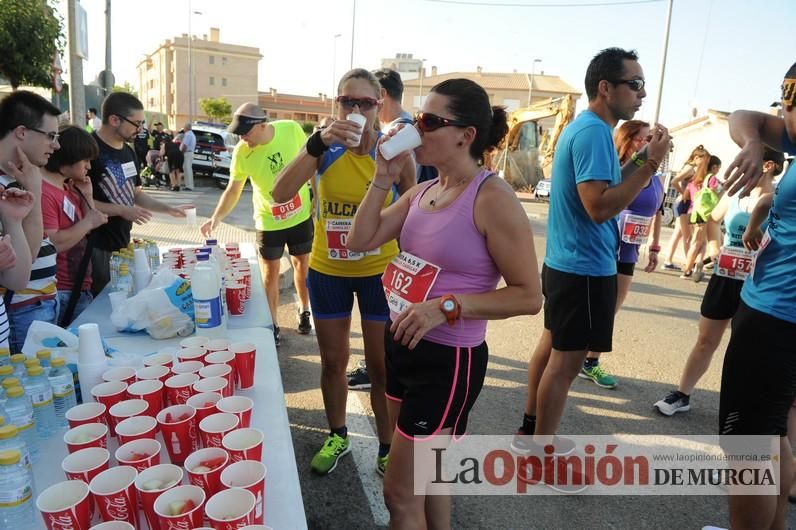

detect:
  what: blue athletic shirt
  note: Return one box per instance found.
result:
[741,130,796,324]
[545,110,621,276]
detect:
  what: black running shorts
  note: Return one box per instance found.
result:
[719,301,796,437]
[542,264,617,353]
[700,274,743,320]
[385,323,488,440]
[255,217,314,261]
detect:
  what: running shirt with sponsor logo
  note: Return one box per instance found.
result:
[230,120,311,231]
[545,110,621,276]
[741,131,796,324]
[310,139,399,277]
[88,133,141,251]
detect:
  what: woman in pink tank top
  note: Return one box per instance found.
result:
[348,78,543,529]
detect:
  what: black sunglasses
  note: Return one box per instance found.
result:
[335,96,379,111]
[26,127,60,143]
[610,78,645,92]
[115,114,145,128]
[413,112,471,132]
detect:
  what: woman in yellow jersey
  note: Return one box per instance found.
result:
[274,69,415,476]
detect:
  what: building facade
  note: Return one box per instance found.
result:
[137,27,261,130]
[258,90,332,125]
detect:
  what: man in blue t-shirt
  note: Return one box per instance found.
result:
[512,48,671,457]
[712,61,796,530]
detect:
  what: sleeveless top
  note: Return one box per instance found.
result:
[724,193,768,248]
[617,174,665,264]
[397,169,501,347]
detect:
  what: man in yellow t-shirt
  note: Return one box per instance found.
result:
[200,103,313,346]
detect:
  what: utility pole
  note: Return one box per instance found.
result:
[653,0,674,125]
[104,0,112,94]
[67,0,85,125]
[349,0,356,69]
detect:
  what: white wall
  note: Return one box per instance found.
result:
[670,118,740,174]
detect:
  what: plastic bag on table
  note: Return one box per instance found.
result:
[110,270,195,339]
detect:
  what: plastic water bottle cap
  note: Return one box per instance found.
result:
[0,366,13,376]
[10,354,24,364]
[50,358,66,368]
[27,366,43,377]
[197,253,209,261]
[206,239,218,246]
[0,348,9,358]
[2,378,20,390]
[0,425,18,439]
[0,450,21,465]
[5,386,23,398]
[23,359,39,368]
[36,350,51,360]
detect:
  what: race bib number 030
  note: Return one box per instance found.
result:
[716,246,754,280]
[325,219,380,261]
[621,214,653,245]
[382,252,441,314]
[271,195,302,221]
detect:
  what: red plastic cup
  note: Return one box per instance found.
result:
[88,521,135,529]
[108,399,149,431]
[229,343,256,389]
[199,364,234,393]
[206,339,230,353]
[115,438,161,472]
[153,484,205,530]
[205,350,236,389]
[126,379,164,417]
[88,465,138,527]
[90,381,129,435]
[205,488,256,530]
[216,396,253,428]
[37,480,92,530]
[136,364,171,405]
[115,415,158,445]
[61,447,110,519]
[193,375,230,398]
[134,464,184,530]
[180,336,209,350]
[184,447,229,498]
[177,346,207,366]
[65,422,109,453]
[66,402,107,429]
[221,428,263,463]
[220,460,267,525]
[101,367,136,386]
[240,526,271,530]
[156,404,199,466]
[198,412,239,449]
[142,351,174,370]
[172,360,204,376]
[165,373,200,406]
[186,391,223,424]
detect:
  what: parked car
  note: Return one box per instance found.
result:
[534,178,551,200]
[186,123,239,188]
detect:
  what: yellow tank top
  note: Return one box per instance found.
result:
[310,142,399,277]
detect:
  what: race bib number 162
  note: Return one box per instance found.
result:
[382,252,441,314]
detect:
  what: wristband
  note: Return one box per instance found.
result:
[631,152,646,168]
[646,158,660,171]
[648,244,661,253]
[306,131,328,158]
[370,181,391,192]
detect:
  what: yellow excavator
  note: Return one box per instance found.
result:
[490,94,576,190]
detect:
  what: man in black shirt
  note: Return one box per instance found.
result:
[89,93,192,294]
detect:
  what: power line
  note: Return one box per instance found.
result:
[426,0,662,7]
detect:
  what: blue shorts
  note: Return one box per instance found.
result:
[7,297,58,354]
[307,268,389,321]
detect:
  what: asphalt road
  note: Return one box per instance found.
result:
[148,180,792,530]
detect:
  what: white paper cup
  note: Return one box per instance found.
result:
[185,207,197,226]
[346,113,367,146]
[380,123,422,160]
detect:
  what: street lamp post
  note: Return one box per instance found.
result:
[527,58,542,106]
[332,33,341,117]
[418,58,427,111]
[187,3,202,126]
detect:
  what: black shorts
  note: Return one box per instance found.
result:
[719,301,796,437]
[542,264,617,352]
[674,199,691,217]
[166,151,183,171]
[385,324,488,440]
[255,218,314,261]
[616,261,636,276]
[700,274,743,320]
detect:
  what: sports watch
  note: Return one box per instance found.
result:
[439,294,461,326]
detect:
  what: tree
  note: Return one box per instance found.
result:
[200,97,232,123]
[112,82,137,98]
[0,0,64,90]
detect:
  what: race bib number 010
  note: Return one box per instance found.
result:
[382,252,441,314]
[325,219,380,261]
[621,214,653,245]
[716,246,754,280]
[271,194,302,221]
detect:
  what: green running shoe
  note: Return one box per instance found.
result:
[311,434,351,475]
[578,364,617,389]
[376,454,389,477]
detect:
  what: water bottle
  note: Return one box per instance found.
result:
[0,449,34,526]
[9,356,24,380]
[117,264,133,297]
[0,425,32,472]
[110,252,121,290]
[147,240,161,271]
[47,358,76,429]
[192,253,227,338]
[0,348,9,368]
[1,379,20,393]
[24,366,56,439]
[22,358,39,377]
[3,387,37,462]
[35,350,51,376]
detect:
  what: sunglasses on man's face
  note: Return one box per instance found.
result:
[335,96,379,111]
[413,112,470,132]
[611,78,645,92]
[782,78,796,107]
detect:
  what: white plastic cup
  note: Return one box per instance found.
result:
[185,207,197,226]
[380,123,422,160]
[346,113,367,146]
[78,323,106,364]
[109,291,127,312]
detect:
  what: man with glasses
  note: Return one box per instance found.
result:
[89,92,191,294]
[513,48,671,459]
[0,90,61,352]
[201,103,314,346]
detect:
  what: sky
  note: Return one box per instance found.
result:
[63,0,795,127]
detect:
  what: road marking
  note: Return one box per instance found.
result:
[347,392,390,526]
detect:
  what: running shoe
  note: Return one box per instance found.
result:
[347,359,366,377]
[693,262,705,283]
[654,390,691,416]
[298,310,312,334]
[376,454,389,477]
[680,270,693,279]
[704,260,715,271]
[273,326,281,347]
[310,434,351,475]
[347,366,371,390]
[661,262,680,271]
[578,364,617,389]
[510,430,576,456]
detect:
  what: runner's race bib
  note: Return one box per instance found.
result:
[716,246,754,280]
[325,219,380,261]
[271,195,302,221]
[621,214,653,245]
[382,251,441,314]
